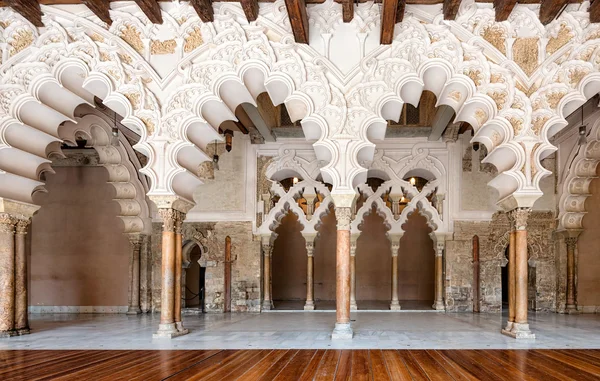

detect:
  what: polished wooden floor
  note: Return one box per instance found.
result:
[1,349,599,380]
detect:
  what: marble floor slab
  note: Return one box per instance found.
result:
[0,311,598,350]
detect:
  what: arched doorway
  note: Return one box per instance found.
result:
[501,247,509,308]
[399,210,435,309]
[182,242,205,311]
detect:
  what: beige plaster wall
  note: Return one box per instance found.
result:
[578,166,600,308]
[29,166,130,307]
[398,212,435,301]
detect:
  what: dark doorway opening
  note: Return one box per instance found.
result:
[501,248,509,307]
[185,244,205,310]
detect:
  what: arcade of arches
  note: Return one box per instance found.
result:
[1,0,600,344]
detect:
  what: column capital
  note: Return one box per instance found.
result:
[174,210,185,235]
[335,207,352,231]
[14,218,31,235]
[304,234,316,257]
[158,209,177,232]
[435,241,445,257]
[149,195,195,214]
[0,213,15,234]
[128,233,142,247]
[565,236,578,250]
[388,234,402,256]
[510,207,531,231]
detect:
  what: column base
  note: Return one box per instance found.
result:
[432,301,445,311]
[390,302,401,311]
[566,305,579,314]
[350,301,357,311]
[503,321,513,332]
[0,330,16,338]
[153,323,187,339]
[126,307,142,315]
[304,302,315,311]
[261,301,272,311]
[16,328,30,336]
[175,321,189,334]
[331,323,353,340]
[502,323,535,339]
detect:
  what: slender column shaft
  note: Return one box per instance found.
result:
[433,241,445,310]
[304,237,315,310]
[390,237,400,310]
[174,212,183,326]
[508,231,516,323]
[350,240,357,310]
[154,209,178,337]
[332,207,352,340]
[127,235,142,315]
[565,236,578,313]
[514,229,528,324]
[262,242,272,310]
[0,214,15,337]
[14,219,30,334]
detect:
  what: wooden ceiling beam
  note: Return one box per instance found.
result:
[7,0,43,27]
[284,0,309,44]
[191,0,214,22]
[381,0,399,45]
[240,0,258,22]
[443,0,461,20]
[591,0,600,23]
[396,0,406,22]
[81,0,112,25]
[342,0,353,22]
[134,0,163,24]
[493,0,517,21]
[539,0,569,24]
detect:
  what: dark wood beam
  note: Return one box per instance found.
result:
[240,0,258,21]
[7,0,43,27]
[134,0,162,24]
[396,0,406,22]
[493,0,516,21]
[284,0,309,44]
[191,0,214,22]
[381,0,398,45]
[539,0,568,24]
[342,0,353,22]
[82,0,112,25]
[234,121,250,134]
[591,0,600,23]
[443,0,461,20]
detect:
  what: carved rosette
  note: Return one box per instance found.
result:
[158,209,177,233]
[0,213,15,234]
[14,218,30,235]
[510,208,531,231]
[336,207,352,231]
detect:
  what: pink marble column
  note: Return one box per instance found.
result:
[174,211,188,333]
[304,236,315,310]
[505,208,535,339]
[565,231,581,314]
[332,207,352,340]
[14,218,31,335]
[127,234,142,315]
[389,236,401,310]
[0,214,15,337]
[153,209,179,338]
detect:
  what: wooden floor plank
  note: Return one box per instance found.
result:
[350,350,370,381]
[533,350,600,377]
[205,349,271,381]
[567,349,600,364]
[274,349,317,381]
[381,350,413,381]
[256,349,299,381]
[26,351,129,380]
[409,350,454,381]
[397,350,429,381]
[237,350,290,381]
[368,349,391,381]
[439,350,503,380]
[126,350,221,381]
[299,349,327,381]
[335,350,353,381]
[165,350,243,380]
[523,350,598,381]
[425,350,479,381]
[315,350,343,381]
[481,350,562,381]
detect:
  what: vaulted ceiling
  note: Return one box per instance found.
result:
[2,0,595,45]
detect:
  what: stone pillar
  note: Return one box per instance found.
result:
[565,231,581,314]
[154,208,178,338]
[304,235,315,310]
[14,218,30,335]
[140,235,151,313]
[174,211,188,333]
[332,207,353,340]
[433,238,445,311]
[504,208,535,339]
[261,236,273,311]
[389,235,401,310]
[503,216,516,333]
[350,235,357,311]
[0,214,16,337]
[127,234,142,315]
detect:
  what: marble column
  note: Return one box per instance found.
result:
[433,239,445,311]
[14,218,30,335]
[153,208,179,338]
[565,231,581,314]
[304,235,315,310]
[332,207,353,340]
[389,236,401,310]
[504,208,535,339]
[350,236,357,311]
[127,234,142,315]
[174,211,188,333]
[503,216,516,333]
[0,214,15,337]
[262,236,273,311]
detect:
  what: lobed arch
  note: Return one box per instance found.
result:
[557,110,600,231]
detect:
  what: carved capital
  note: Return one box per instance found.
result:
[565,236,578,251]
[305,241,314,257]
[389,235,402,257]
[158,208,177,233]
[15,218,31,235]
[0,213,15,234]
[436,241,445,257]
[335,207,352,231]
[262,244,273,257]
[510,207,531,231]
[174,211,185,235]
